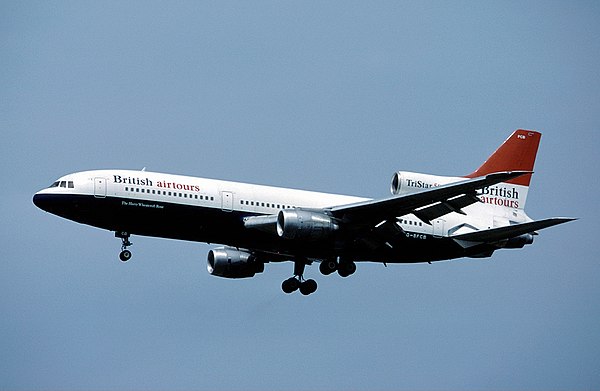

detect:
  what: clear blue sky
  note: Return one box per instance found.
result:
[2,1,599,390]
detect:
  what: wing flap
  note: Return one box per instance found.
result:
[413,193,480,224]
[355,219,405,251]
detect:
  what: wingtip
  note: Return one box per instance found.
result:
[556,217,578,222]
[541,217,578,228]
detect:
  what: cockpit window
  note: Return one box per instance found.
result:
[49,180,74,189]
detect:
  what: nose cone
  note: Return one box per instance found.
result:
[33,192,54,213]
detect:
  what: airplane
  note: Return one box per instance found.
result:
[33,129,574,295]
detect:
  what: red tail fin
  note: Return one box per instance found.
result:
[466,130,541,186]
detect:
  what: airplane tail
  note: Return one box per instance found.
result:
[466,129,541,210]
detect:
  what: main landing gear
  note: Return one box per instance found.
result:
[282,258,357,296]
[319,258,357,278]
[115,231,132,262]
[281,259,318,296]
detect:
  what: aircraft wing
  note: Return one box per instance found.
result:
[329,171,529,225]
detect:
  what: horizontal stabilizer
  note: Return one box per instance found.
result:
[451,217,576,243]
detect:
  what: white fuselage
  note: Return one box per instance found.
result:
[34,169,531,262]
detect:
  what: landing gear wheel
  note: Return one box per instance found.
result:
[319,259,338,275]
[282,258,319,295]
[115,231,133,262]
[282,277,300,294]
[119,249,132,262]
[338,261,356,277]
[299,279,318,295]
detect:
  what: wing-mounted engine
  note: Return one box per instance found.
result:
[390,171,462,195]
[277,209,339,240]
[207,247,264,279]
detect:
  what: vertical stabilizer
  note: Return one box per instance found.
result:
[466,130,541,186]
[466,130,541,210]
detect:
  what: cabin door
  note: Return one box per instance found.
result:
[432,219,445,238]
[221,191,233,212]
[94,177,107,198]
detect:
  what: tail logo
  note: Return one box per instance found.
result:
[477,185,521,208]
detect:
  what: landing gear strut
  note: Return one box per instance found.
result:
[281,259,318,296]
[115,231,132,262]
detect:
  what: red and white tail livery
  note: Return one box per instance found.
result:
[33,129,575,295]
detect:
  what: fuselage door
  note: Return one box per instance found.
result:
[94,177,107,198]
[221,191,233,212]
[433,219,445,238]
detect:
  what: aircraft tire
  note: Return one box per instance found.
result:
[119,250,132,262]
[319,259,337,275]
[282,277,300,294]
[338,261,356,277]
[299,279,317,295]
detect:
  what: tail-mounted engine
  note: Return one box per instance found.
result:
[391,171,461,195]
[276,209,339,240]
[207,247,264,279]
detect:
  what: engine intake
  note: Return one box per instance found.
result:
[276,209,339,240]
[207,247,264,279]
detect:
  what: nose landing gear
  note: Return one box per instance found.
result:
[115,231,132,262]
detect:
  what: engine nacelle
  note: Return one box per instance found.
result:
[500,233,534,249]
[207,247,264,279]
[391,171,462,195]
[276,209,339,240]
